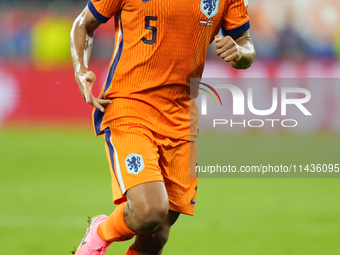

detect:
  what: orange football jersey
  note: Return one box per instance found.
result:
[90,0,250,140]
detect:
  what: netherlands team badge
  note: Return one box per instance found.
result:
[200,0,219,19]
[125,153,145,175]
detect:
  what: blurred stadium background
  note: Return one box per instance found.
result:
[0,0,340,254]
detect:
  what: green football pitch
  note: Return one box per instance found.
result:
[0,127,339,255]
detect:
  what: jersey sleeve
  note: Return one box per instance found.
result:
[88,0,124,23]
[221,0,250,37]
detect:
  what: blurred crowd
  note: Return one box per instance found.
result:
[0,0,340,63]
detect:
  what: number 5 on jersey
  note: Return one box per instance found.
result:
[142,16,158,45]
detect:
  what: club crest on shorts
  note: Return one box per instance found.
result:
[201,0,219,19]
[125,153,145,175]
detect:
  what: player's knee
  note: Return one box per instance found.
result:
[154,226,170,247]
[133,201,169,234]
[145,227,170,252]
[134,224,171,253]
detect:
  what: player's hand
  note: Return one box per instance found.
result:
[215,35,243,63]
[75,70,112,113]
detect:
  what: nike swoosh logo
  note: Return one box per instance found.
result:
[191,186,197,205]
[142,0,151,2]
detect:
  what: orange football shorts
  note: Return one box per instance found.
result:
[103,122,198,216]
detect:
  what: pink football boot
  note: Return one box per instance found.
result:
[73,215,110,255]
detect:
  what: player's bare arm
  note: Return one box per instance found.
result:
[70,6,112,113]
[215,30,256,70]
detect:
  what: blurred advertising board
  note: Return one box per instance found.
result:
[1,59,340,133]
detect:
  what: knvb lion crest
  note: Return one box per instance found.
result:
[125,153,145,175]
[201,0,219,19]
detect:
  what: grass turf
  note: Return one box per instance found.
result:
[0,127,339,255]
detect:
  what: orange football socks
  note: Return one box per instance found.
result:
[125,244,138,255]
[97,202,136,243]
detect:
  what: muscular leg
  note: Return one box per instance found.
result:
[133,210,180,255]
[124,181,170,234]
[124,181,180,255]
